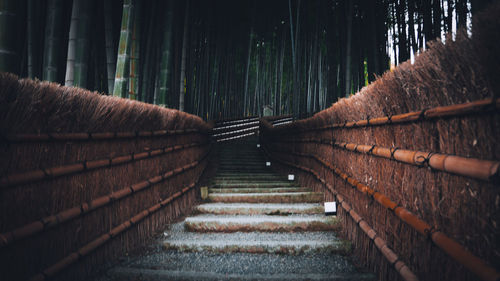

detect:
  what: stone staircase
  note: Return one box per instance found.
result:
[96,137,375,281]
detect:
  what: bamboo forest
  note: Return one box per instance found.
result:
[0,0,491,119]
[1,1,499,281]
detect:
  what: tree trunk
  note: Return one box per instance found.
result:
[432,0,442,39]
[243,26,253,116]
[423,0,434,42]
[0,0,19,74]
[344,0,353,97]
[179,0,190,111]
[43,0,63,82]
[65,0,91,88]
[446,0,454,32]
[456,0,468,29]
[397,0,409,62]
[113,0,135,98]
[157,1,174,107]
[104,0,116,94]
[27,0,36,78]
[129,1,141,100]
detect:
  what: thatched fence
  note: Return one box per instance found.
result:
[260,6,500,281]
[0,73,212,281]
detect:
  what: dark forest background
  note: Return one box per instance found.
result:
[0,0,493,119]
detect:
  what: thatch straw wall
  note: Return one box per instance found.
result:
[260,5,500,281]
[0,73,212,281]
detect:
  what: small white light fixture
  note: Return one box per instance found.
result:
[324,202,337,216]
[288,174,295,181]
[257,144,260,148]
[266,161,271,166]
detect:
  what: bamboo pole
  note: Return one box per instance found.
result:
[104,0,116,94]
[42,0,64,82]
[27,181,200,281]
[0,152,208,249]
[266,146,500,281]
[129,1,141,100]
[0,142,208,188]
[179,0,190,111]
[261,146,419,281]
[281,98,500,134]
[157,1,174,106]
[3,128,208,143]
[0,0,19,73]
[275,138,499,182]
[113,0,135,98]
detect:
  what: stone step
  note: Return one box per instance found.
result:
[211,182,297,188]
[214,175,284,180]
[184,215,340,232]
[196,203,323,215]
[208,192,323,203]
[216,170,276,177]
[163,222,349,255]
[107,267,376,281]
[208,187,309,194]
[217,169,270,172]
[212,179,289,184]
[164,239,351,255]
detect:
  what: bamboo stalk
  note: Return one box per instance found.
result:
[113,0,134,98]
[128,1,140,100]
[42,0,64,82]
[3,128,208,143]
[0,142,209,188]
[281,98,500,134]
[0,0,19,73]
[275,138,499,182]
[104,0,116,93]
[27,182,199,281]
[265,146,500,281]
[0,151,209,249]
[157,1,174,106]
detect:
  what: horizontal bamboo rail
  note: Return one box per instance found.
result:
[1,128,207,143]
[27,181,199,281]
[212,120,259,131]
[0,142,209,188]
[216,131,257,142]
[274,138,499,182]
[0,147,211,248]
[261,146,418,281]
[268,146,500,281]
[215,116,259,126]
[280,97,500,133]
[212,125,259,138]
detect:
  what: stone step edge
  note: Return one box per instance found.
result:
[163,239,352,255]
[195,203,324,215]
[184,216,340,232]
[108,267,376,281]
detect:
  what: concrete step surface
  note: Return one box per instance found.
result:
[163,222,350,255]
[105,268,375,281]
[208,187,309,194]
[211,181,298,188]
[196,203,324,215]
[208,191,323,203]
[101,250,376,281]
[184,214,341,232]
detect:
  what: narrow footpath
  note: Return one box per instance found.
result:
[95,137,375,281]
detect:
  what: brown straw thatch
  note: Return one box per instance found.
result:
[0,73,212,281]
